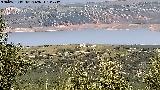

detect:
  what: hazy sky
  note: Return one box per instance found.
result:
[0,0,108,8]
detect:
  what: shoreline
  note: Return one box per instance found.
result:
[4,23,160,32]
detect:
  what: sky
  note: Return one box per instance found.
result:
[0,0,109,8]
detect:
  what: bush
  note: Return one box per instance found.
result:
[144,53,160,90]
[64,53,132,90]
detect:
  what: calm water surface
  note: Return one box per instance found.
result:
[7,29,160,46]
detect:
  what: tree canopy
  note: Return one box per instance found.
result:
[0,9,30,90]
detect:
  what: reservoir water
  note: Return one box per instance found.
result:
[7,29,160,46]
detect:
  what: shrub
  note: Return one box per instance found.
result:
[144,53,160,90]
[64,53,132,90]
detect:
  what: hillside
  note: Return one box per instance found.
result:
[3,0,160,32]
[13,44,159,89]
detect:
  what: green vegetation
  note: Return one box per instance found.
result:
[0,9,6,44]
[11,44,159,90]
[0,9,31,90]
[143,49,160,90]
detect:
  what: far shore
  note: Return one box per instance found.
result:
[4,23,160,32]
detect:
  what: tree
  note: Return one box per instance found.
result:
[144,52,160,90]
[0,9,30,90]
[0,9,7,45]
[64,52,131,90]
